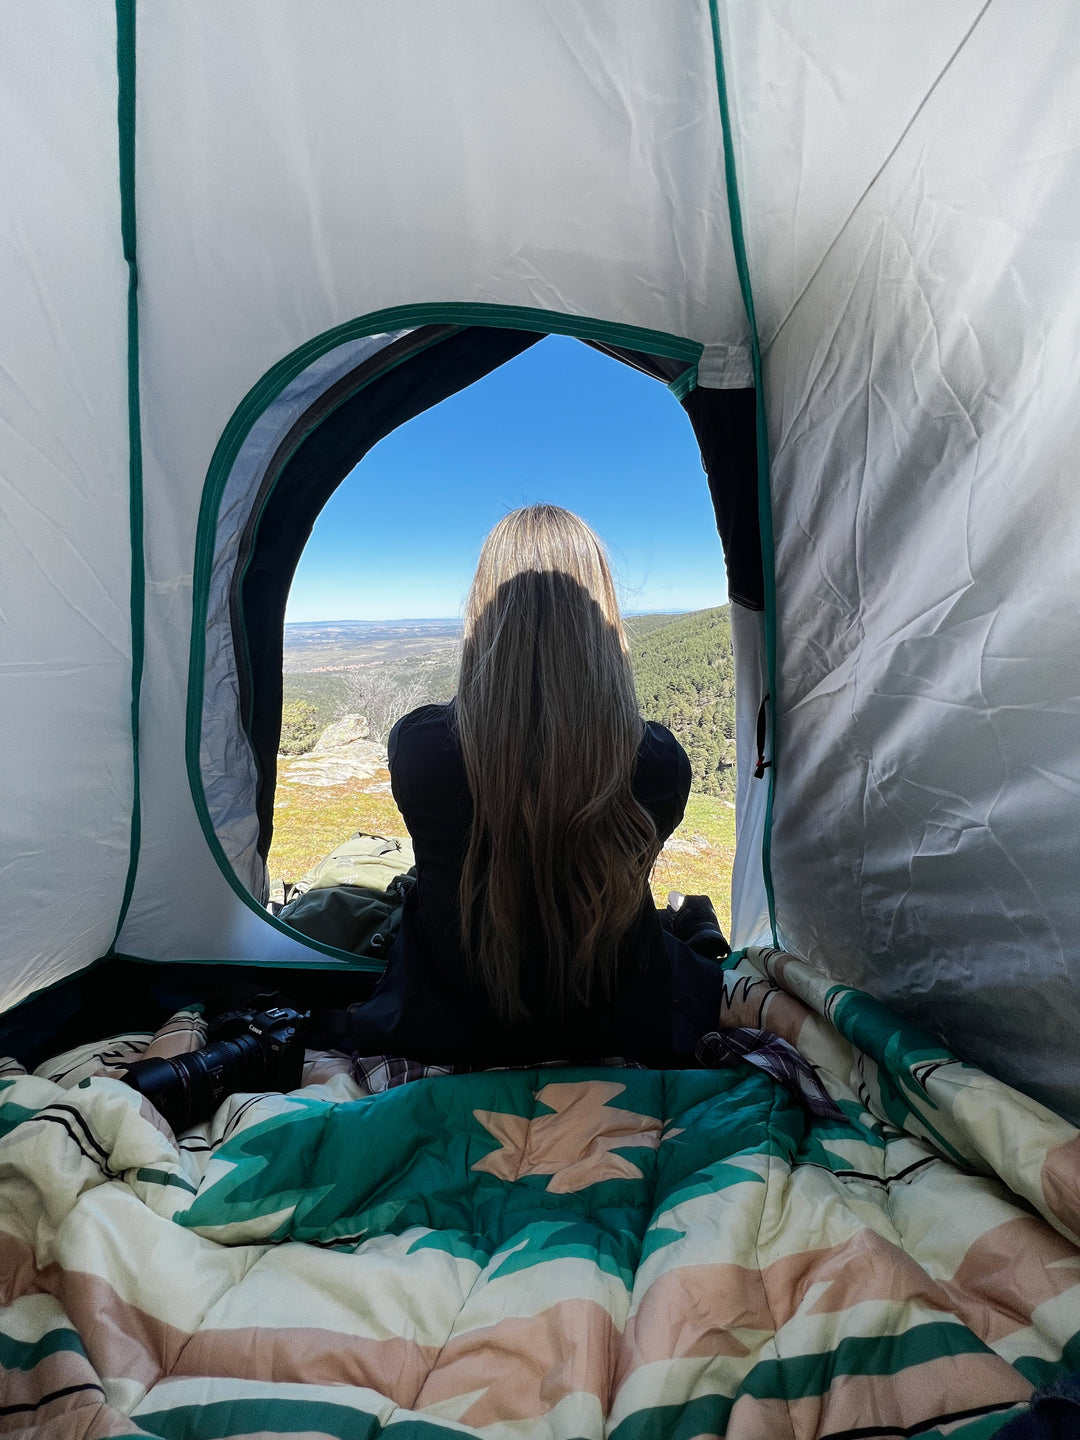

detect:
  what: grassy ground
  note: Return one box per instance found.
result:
[649,792,736,936]
[269,766,736,935]
[268,767,402,883]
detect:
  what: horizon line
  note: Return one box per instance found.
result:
[284,607,705,627]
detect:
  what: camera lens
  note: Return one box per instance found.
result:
[121,1032,262,1131]
[117,1054,194,1130]
[120,999,308,1130]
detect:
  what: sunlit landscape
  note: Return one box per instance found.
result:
[269,609,738,933]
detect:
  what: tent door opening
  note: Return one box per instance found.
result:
[191,317,764,968]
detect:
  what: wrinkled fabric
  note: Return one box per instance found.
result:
[3,951,1079,1437]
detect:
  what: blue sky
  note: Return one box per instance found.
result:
[286,335,728,622]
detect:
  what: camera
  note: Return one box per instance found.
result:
[119,996,309,1131]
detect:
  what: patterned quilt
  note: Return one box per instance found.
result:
[2,947,1078,1439]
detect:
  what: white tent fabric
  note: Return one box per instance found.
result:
[201,329,416,902]
[117,0,746,970]
[0,8,133,997]
[2,3,1078,1116]
[728,606,771,954]
[724,0,1080,1108]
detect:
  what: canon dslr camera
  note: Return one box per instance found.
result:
[119,995,308,1131]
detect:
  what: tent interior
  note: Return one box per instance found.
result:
[2,4,1079,1437]
[2,322,760,1072]
[3,0,1077,1117]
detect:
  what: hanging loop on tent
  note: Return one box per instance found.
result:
[753,693,771,780]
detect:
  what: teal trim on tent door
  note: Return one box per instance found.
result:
[707,0,780,945]
[232,326,468,743]
[112,0,146,949]
[186,304,705,965]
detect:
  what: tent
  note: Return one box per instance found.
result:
[2,6,1078,1109]
[5,9,1080,1437]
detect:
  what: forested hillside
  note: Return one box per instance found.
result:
[631,605,736,799]
[623,612,685,642]
[282,606,736,796]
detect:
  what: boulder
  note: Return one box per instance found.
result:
[312,713,370,751]
[279,739,387,787]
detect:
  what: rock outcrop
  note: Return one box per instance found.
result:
[311,713,370,750]
[279,713,386,787]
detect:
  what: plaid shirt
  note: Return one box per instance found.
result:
[694,1028,844,1119]
[353,1027,843,1120]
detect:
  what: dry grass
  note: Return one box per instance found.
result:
[269,768,736,937]
[649,792,736,936]
[268,768,402,883]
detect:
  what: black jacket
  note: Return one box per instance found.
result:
[347,703,726,1066]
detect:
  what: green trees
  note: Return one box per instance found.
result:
[279,699,320,756]
[630,606,736,798]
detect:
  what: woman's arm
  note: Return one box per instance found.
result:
[635,721,692,842]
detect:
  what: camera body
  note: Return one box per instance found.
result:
[120,998,308,1132]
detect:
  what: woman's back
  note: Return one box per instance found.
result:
[346,505,727,1064]
[348,702,718,1065]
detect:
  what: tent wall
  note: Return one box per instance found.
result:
[0,6,134,1008]
[725,0,1080,1109]
[117,1,748,966]
[201,328,423,908]
[728,606,772,952]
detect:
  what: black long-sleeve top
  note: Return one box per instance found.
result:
[346,703,726,1066]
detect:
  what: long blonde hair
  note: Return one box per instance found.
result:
[455,504,660,1021]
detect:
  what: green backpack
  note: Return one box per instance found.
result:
[278,833,415,959]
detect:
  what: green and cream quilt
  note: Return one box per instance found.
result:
[2,948,1078,1439]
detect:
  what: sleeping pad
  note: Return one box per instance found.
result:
[1,947,1078,1439]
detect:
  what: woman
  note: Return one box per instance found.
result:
[346,504,728,1066]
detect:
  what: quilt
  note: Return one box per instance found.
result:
[1,947,1078,1439]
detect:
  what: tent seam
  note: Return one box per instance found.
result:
[707,0,779,946]
[763,0,997,353]
[110,0,144,951]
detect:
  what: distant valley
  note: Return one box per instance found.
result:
[284,619,462,672]
[282,606,736,799]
